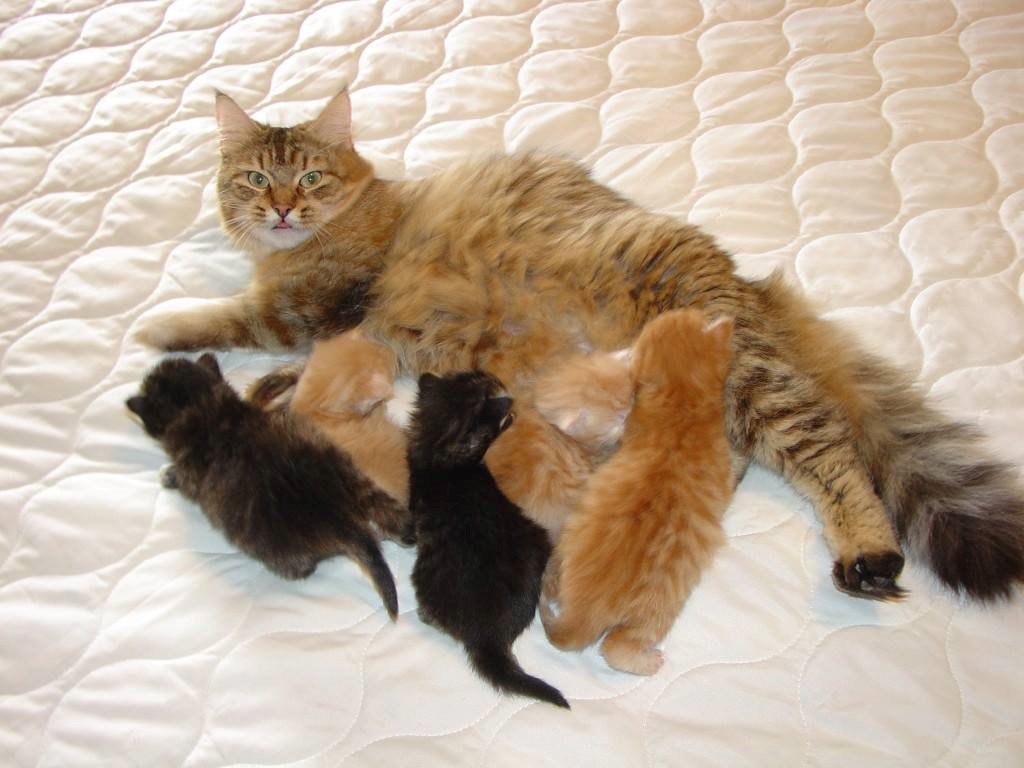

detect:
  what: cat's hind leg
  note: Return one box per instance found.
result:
[728,338,905,600]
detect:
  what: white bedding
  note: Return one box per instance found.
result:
[2,1,1023,765]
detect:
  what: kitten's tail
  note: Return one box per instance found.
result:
[761,275,1024,600]
[351,529,400,620]
[467,641,570,709]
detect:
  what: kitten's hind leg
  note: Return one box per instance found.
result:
[270,556,319,581]
[600,624,665,676]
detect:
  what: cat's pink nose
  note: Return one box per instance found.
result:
[273,205,292,219]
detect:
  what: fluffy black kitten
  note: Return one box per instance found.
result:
[408,370,569,709]
[126,353,405,619]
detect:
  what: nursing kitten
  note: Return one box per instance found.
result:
[408,371,569,709]
[138,89,1024,601]
[248,328,411,512]
[542,310,735,675]
[485,350,632,540]
[126,353,401,618]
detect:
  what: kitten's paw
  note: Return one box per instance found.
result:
[832,551,906,601]
[273,559,319,580]
[602,644,664,676]
[399,525,417,547]
[160,465,179,489]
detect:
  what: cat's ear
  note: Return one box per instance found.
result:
[197,353,223,380]
[704,315,734,346]
[309,90,353,149]
[214,91,258,151]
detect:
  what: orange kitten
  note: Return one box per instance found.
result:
[485,350,632,541]
[542,309,735,675]
[249,329,411,510]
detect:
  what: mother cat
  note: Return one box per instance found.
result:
[139,90,1024,602]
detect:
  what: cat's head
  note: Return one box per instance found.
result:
[214,89,373,254]
[126,353,225,438]
[631,309,734,388]
[533,351,633,451]
[409,371,514,467]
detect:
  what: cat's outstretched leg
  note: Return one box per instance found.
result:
[727,334,905,600]
[136,294,282,351]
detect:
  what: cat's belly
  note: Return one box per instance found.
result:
[365,267,640,393]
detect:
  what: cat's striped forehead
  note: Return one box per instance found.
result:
[231,125,328,173]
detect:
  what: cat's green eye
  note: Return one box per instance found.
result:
[247,171,269,189]
[299,171,323,188]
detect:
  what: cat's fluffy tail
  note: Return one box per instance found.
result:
[761,276,1024,600]
[849,355,1024,600]
[467,641,570,709]
[351,529,400,620]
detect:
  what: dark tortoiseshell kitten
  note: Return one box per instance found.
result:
[126,353,404,618]
[407,371,569,709]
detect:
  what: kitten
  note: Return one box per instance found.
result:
[408,371,569,709]
[542,309,735,675]
[138,89,1024,602]
[126,353,402,619]
[248,328,411,513]
[485,350,632,541]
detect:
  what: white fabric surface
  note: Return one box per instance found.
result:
[1,1,1023,766]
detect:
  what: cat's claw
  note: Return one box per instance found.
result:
[832,551,906,601]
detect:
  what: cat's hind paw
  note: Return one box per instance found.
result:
[832,551,906,601]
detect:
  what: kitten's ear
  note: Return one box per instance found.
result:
[704,315,734,345]
[215,91,258,151]
[125,395,147,418]
[197,353,223,380]
[309,90,353,149]
[417,372,441,390]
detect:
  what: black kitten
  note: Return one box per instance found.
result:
[126,353,404,619]
[408,371,569,709]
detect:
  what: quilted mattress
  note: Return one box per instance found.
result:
[2,0,1023,765]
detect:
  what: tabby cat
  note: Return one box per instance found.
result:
[136,90,1024,601]
[542,309,736,674]
[126,353,402,618]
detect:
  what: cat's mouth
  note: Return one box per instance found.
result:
[273,220,293,230]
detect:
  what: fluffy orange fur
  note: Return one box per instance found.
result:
[486,350,631,540]
[542,309,735,675]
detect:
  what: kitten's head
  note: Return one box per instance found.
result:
[533,351,633,451]
[214,89,373,254]
[409,371,514,467]
[631,309,734,390]
[126,353,225,438]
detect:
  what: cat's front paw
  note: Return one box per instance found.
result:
[135,311,206,351]
[832,551,906,601]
